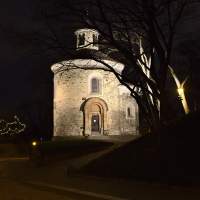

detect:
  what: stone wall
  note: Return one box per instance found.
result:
[54,68,87,136]
[119,94,139,135]
[53,66,139,137]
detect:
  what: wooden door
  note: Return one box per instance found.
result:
[91,114,99,132]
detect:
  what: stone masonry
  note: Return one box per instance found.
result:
[51,28,139,138]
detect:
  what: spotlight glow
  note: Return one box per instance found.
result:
[178,87,183,96]
[32,142,37,146]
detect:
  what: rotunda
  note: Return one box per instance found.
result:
[51,28,139,138]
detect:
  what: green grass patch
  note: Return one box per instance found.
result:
[79,111,200,188]
[29,138,114,166]
[36,139,113,155]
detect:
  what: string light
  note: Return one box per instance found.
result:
[0,116,26,136]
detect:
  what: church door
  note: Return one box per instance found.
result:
[91,114,99,132]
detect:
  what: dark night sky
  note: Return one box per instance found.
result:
[0,0,200,112]
[0,0,38,111]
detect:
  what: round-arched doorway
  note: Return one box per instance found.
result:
[84,98,108,135]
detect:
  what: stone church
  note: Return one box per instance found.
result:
[51,28,139,138]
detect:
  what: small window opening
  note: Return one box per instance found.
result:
[79,34,85,45]
[92,78,98,92]
[127,107,132,116]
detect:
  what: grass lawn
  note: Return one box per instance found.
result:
[78,111,200,188]
[29,138,114,166]
[36,138,113,155]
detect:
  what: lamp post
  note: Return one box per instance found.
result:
[178,87,183,99]
[178,87,183,116]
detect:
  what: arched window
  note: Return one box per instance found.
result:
[92,78,98,92]
[126,103,134,119]
[127,107,132,116]
[87,72,103,96]
[79,34,85,45]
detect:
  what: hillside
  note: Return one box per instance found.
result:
[79,111,200,188]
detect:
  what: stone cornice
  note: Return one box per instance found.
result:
[51,59,124,74]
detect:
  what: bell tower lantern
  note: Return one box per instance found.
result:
[75,28,99,50]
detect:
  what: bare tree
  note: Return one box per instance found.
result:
[58,0,199,128]
[2,0,200,130]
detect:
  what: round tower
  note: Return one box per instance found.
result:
[51,28,138,139]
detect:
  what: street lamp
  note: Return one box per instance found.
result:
[178,87,183,101]
[178,87,184,116]
[178,87,183,97]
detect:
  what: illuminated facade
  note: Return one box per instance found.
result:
[51,28,139,138]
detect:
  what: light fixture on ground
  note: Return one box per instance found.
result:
[32,142,37,146]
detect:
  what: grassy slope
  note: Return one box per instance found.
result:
[29,139,113,166]
[79,111,200,188]
[36,139,113,155]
